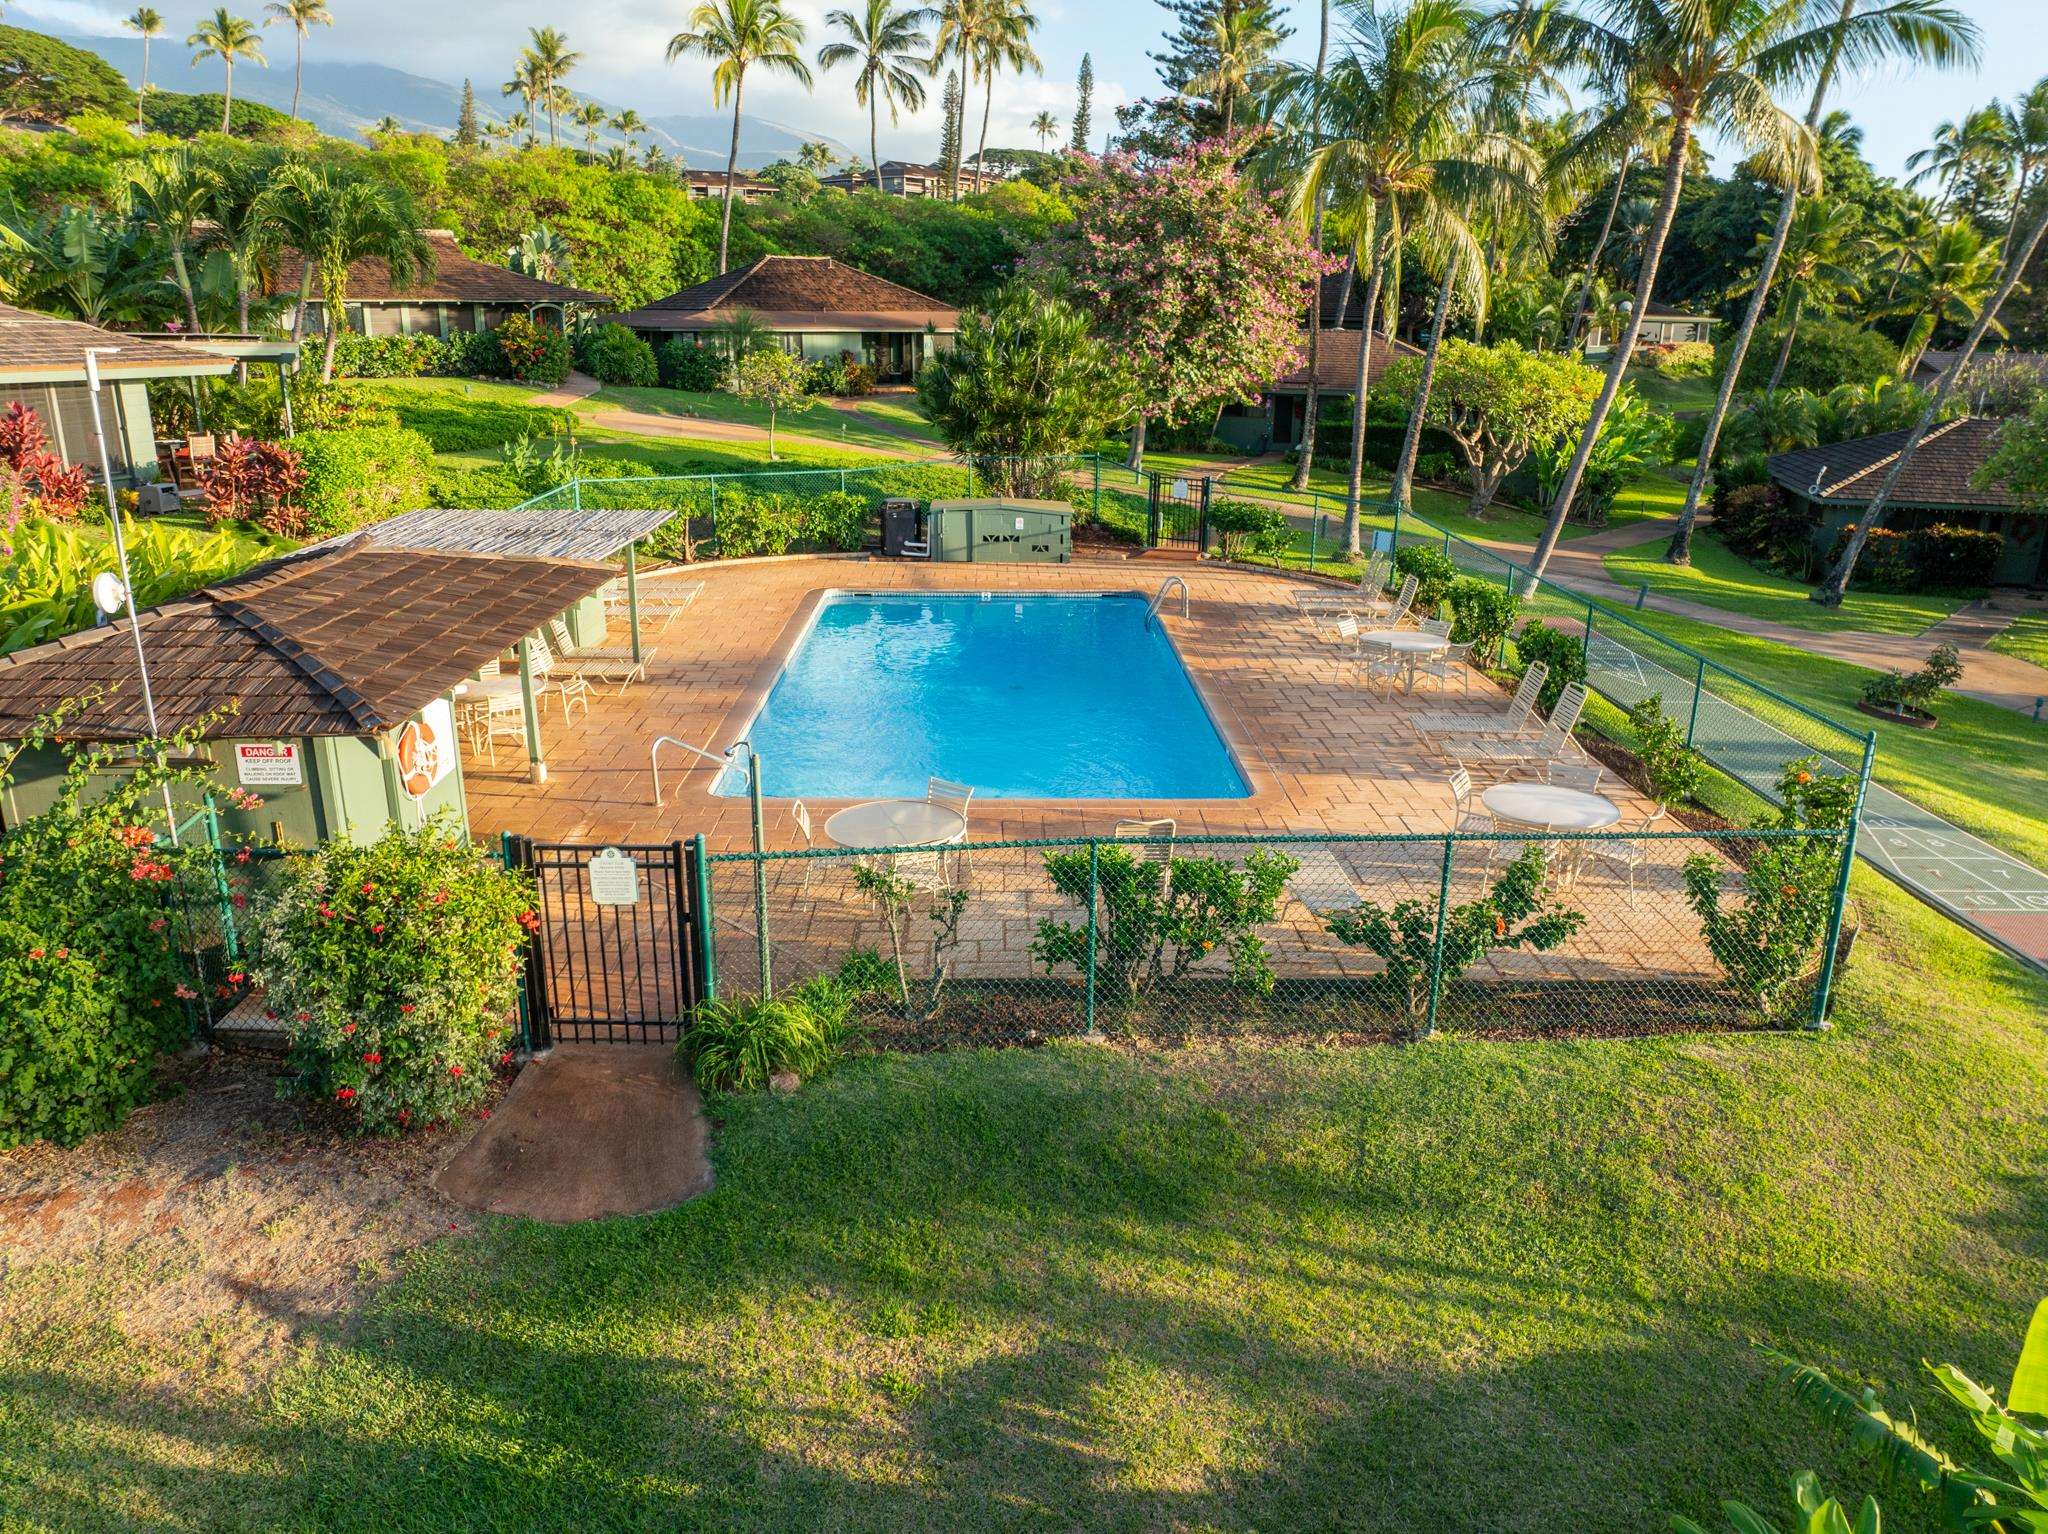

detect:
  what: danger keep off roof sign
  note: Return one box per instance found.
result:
[233,742,303,788]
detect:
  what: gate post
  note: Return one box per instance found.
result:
[1146,472,1163,548]
[1197,477,1212,554]
[506,835,552,1052]
[691,832,717,1003]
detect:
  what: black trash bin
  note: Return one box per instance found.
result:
[881,499,926,558]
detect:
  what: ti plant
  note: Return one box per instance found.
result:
[1033,846,1298,1007]
[852,860,969,1026]
[1671,1470,1882,1534]
[1324,846,1585,1032]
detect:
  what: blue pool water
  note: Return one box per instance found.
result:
[715,592,1249,800]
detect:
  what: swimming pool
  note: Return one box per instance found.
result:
[714,591,1250,800]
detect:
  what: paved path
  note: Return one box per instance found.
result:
[527,371,602,409]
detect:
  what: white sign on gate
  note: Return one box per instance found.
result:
[587,847,641,906]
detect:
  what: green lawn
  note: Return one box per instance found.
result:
[1627,365,1719,415]
[5,875,2046,1531]
[1989,613,2048,671]
[586,386,930,456]
[1604,533,1967,637]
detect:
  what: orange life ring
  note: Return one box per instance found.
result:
[395,714,443,800]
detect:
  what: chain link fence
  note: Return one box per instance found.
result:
[704,827,1855,1049]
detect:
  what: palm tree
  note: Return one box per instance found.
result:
[1760,198,1868,390]
[969,0,1038,192]
[126,149,215,332]
[371,114,402,136]
[1278,0,1332,494]
[1559,87,1662,349]
[572,99,608,150]
[1815,200,2048,604]
[1293,0,1521,556]
[932,0,989,197]
[817,0,935,186]
[521,26,582,147]
[186,9,266,134]
[1029,109,1058,150]
[502,58,540,144]
[603,145,633,172]
[125,8,163,132]
[1520,0,1956,583]
[259,163,427,381]
[1186,4,1280,138]
[609,108,647,151]
[262,0,330,122]
[196,156,276,341]
[1995,77,2048,260]
[1666,0,1975,564]
[1887,219,2005,376]
[667,0,813,274]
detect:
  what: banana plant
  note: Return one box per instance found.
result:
[1672,1470,1882,1534]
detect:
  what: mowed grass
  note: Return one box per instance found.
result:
[586,385,932,456]
[1626,365,1719,415]
[4,877,2046,1532]
[1605,533,1967,637]
[1989,613,2048,671]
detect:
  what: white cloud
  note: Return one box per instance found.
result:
[15,0,131,37]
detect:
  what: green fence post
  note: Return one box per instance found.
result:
[1686,655,1706,748]
[203,794,239,966]
[1092,451,1102,519]
[748,755,771,995]
[1810,733,1876,1029]
[1583,600,1598,652]
[1309,500,1319,573]
[838,469,847,492]
[571,479,583,513]
[1423,837,1455,1037]
[693,832,718,1004]
[710,482,720,545]
[1083,839,1100,1038]
[502,831,531,1049]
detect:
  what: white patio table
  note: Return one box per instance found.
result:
[1360,628,1450,693]
[823,800,968,850]
[1481,782,1621,884]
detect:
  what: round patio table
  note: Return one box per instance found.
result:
[1480,782,1621,833]
[823,800,967,850]
[1359,628,1449,693]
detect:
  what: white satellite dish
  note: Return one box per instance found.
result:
[91,571,128,616]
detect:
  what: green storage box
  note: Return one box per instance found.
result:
[925,499,1073,563]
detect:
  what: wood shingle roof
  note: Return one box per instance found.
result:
[0,304,237,383]
[608,255,958,331]
[0,541,614,742]
[1768,417,2021,512]
[266,230,608,307]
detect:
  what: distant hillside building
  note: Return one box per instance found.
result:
[1585,300,1718,353]
[677,169,776,203]
[608,255,959,383]
[820,161,956,199]
[268,229,608,339]
[1768,416,2043,587]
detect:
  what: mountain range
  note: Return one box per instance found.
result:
[54,31,849,169]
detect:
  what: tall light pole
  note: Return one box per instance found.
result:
[84,346,179,844]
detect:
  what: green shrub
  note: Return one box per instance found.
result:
[713,489,802,557]
[805,490,871,551]
[1033,846,1300,1007]
[1714,482,1816,574]
[1636,340,1715,378]
[1904,523,2002,591]
[1445,576,1517,662]
[1683,758,1857,1021]
[658,338,726,391]
[1326,847,1585,1027]
[495,313,571,386]
[1861,642,1964,718]
[678,977,858,1093]
[330,333,458,380]
[285,426,434,535]
[1512,619,1587,712]
[1209,497,1290,562]
[1394,544,1460,613]
[0,718,221,1147]
[261,817,533,1135]
[1626,694,1705,808]
[577,323,659,388]
[1724,316,1896,395]
[427,464,530,509]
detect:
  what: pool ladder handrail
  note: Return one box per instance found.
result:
[1148,576,1189,623]
[651,735,746,807]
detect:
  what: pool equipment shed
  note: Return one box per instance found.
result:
[0,537,625,844]
[923,499,1074,563]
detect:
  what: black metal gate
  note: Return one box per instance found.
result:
[1145,469,1213,552]
[504,836,709,1046]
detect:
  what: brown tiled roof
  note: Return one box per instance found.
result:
[609,255,958,331]
[0,304,236,382]
[1271,329,1422,395]
[0,541,613,742]
[1768,417,2021,512]
[1643,300,1713,320]
[266,230,609,307]
[678,168,773,191]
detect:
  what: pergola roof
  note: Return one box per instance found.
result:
[0,539,613,742]
[0,304,238,385]
[349,507,672,562]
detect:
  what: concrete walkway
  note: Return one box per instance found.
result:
[528,371,602,409]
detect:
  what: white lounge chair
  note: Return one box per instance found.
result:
[1113,817,1176,896]
[1292,554,1392,614]
[1413,662,1549,736]
[1368,572,1418,626]
[546,619,651,693]
[603,574,703,635]
[1443,684,1590,773]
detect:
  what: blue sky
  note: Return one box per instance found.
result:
[17,0,2040,178]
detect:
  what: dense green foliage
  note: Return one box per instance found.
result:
[575,322,658,388]
[1512,619,1589,712]
[680,978,859,1093]
[1444,575,1518,662]
[140,92,292,139]
[657,337,726,392]
[1208,497,1290,561]
[492,312,570,385]
[712,488,869,558]
[262,819,532,1136]
[1721,317,1899,396]
[0,719,214,1146]
[1392,544,1459,613]
[0,27,132,124]
[285,425,433,534]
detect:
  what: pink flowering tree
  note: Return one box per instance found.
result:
[1034,141,1328,470]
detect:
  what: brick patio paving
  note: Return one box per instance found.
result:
[468,557,1755,1019]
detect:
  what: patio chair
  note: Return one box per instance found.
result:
[1543,763,1605,792]
[790,800,819,895]
[545,619,652,693]
[603,574,703,635]
[521,632,597,721]
[927,777,974,842]
[1367,572,1418,626]
[1113,817,1176,897]
[1416,640,1475,694]
[1412,662,1548,736]
[1442,685,1588,771]
[1447,767,1494,836]
[1292,554,1391,614]
[1358,639,1407,695]
[465,684,529,766]
[1582,806,1668,893]
[1315,613,1362,647]
[1418,615,1453,639]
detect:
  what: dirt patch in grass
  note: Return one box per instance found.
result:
[0,1050,496,1390]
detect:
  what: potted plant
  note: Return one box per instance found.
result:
[1857,643,1963,730]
